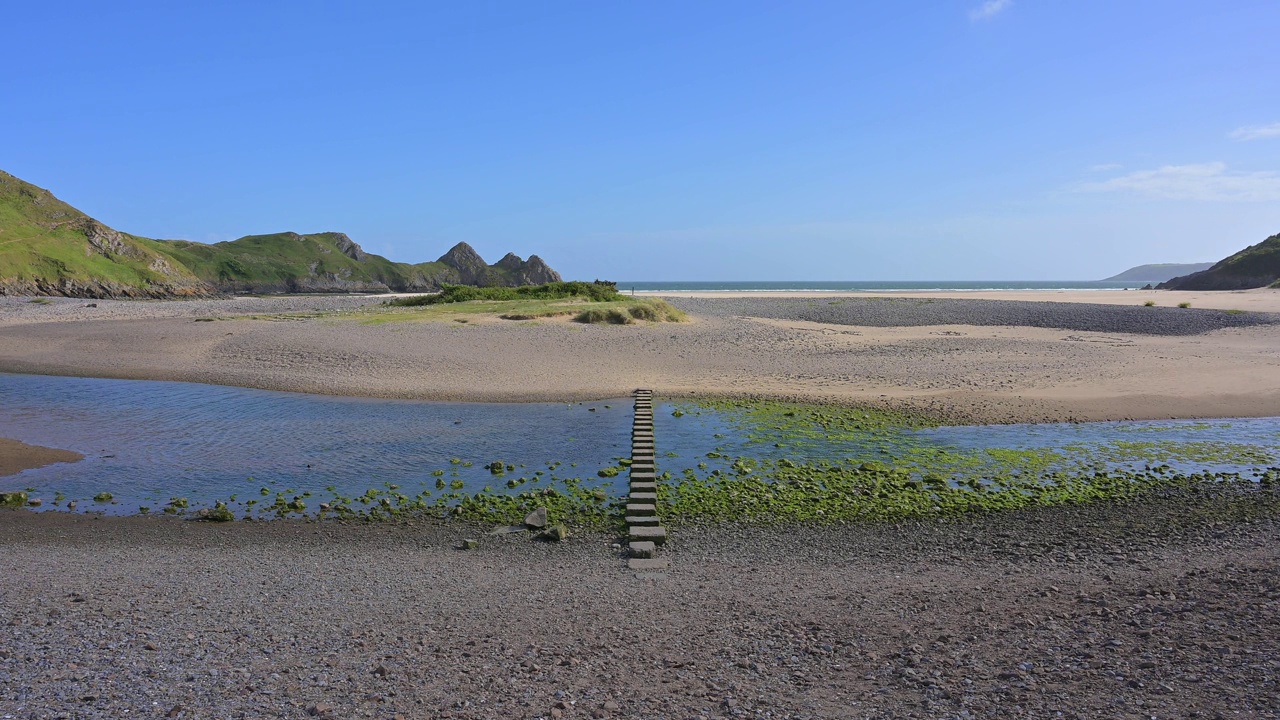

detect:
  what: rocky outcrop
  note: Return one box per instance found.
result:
[1158,233,1280,290]
[331,232,367,261]
[437,242,494,285]
[491,252,563,285]
[0,276,213,299]
[517,255,562,285]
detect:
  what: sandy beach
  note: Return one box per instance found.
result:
[1,291,1279,423]
[3,291,1280,717]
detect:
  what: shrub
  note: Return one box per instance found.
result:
[1178,302,1191,308]
[574,308,631,324]
[1143,300,1156,307]
[387,281,624,307]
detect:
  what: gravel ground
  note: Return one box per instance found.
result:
[2,488,1278,719]
[665,296,1280,336]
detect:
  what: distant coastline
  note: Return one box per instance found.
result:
[618,280,1145,292]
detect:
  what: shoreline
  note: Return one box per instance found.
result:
[0,437,84,477]
[2,293,1279,424]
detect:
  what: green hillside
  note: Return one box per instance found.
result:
[1158,233,1280,290]
[158,232,448,293]
[0,169,562,298]
[0,170,211,297]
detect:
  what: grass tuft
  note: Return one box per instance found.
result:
[387,280,622,307]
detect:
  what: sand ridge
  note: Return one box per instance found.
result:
[1,293,1279,423]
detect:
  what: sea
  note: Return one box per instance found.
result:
[618,280,1145,292]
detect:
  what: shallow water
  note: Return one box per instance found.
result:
[0,373,631,515]
[654,402,1280,479]
[3,373,1277,517]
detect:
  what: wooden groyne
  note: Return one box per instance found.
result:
[626,389,668,572]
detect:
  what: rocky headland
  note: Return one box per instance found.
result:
[1159,232,1280,290]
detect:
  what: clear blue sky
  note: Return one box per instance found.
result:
[3,1,1278,280]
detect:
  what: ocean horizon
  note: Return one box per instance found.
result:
[617,280,1148,292]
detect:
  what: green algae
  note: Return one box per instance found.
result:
[655,399,1280,525]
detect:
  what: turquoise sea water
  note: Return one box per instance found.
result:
[619,280,1144,292]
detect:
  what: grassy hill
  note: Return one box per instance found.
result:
[157,232,450,293]
[0,169,561,298]
[1158,233,1280,290]
[0,170,212,297]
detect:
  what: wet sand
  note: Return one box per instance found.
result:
[0,437,83,477]
[1,293,1279,423]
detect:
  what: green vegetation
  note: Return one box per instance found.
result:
[369,281,684,324]
[1160,231,1280,290]
[1143,300,1156,307]
[388,280,622,306]
[0,170,210,297]
[93,492,113,503]
[575,299,685,324]
[1,168,564,297]
[157,231,443,293]
[1178,301,1191,308]
[0,491,29,508]
[654,399,1278,524]
[659,459,1269,524]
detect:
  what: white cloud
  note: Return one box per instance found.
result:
[1229,123,1280,141]
[970,0,1013,21]
[1076,162,1280,202]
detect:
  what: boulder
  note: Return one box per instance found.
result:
[524,507,549,529]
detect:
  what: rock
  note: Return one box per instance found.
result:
[539,524,569,542]
[307,702,334,716]
[437,242,493,285]
[0,491,28,507]
[27,498,42,507]
[462,539,479,550]
[372,664,389,677]
[604,700,621,712]
[192,504,235,522]
[524,507,549,529]
[330,232,367,261]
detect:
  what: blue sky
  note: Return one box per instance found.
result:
[3,1,1277,280]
